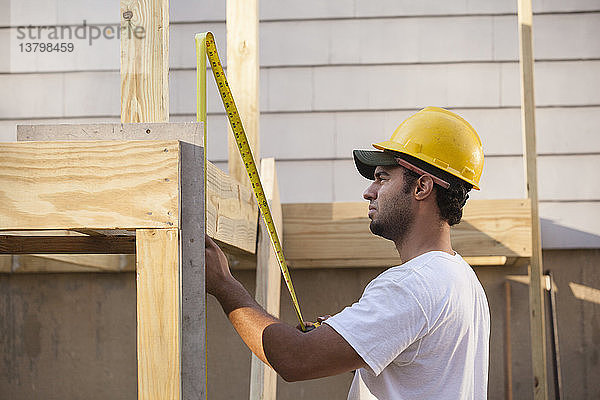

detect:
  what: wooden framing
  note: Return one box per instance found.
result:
[281,199,532,269]
[505,280,513,400]
[136,228,181,399]
[206,161,258,254]
[0,235,135,254]
[8,254,135,273]
[0,129,208,400]
[7,122,257,254]
[1,0,546,398]
[226,0,260,187]
[249,158,282,400]
[0,140,180,230]
[518,1,549,398]
[120,0,169,122]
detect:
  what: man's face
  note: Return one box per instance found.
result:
[363,165,416,242]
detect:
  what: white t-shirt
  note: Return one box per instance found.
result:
[324,251,490,400]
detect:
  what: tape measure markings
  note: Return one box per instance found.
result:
[197,32,308,331]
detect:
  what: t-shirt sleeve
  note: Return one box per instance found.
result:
[324,275,429,376]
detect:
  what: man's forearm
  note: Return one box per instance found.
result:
[206,231,366,382]
[212,277,304,378]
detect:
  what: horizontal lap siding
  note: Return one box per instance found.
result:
[5,0,599,26]
[3,61,600,117]
[3,106,600,158]
[3,13,600,73]
[1,2,598,247]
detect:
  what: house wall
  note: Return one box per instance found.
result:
[1,0,599,399]
[2,0,599,247]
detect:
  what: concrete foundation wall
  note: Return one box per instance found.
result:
[1,249,599,399]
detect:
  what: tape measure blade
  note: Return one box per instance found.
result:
[202,33,307,330]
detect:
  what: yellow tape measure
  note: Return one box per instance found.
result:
[195,32,310,332]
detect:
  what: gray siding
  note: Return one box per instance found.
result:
[1,0,599,248]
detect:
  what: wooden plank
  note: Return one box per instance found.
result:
[518,0,549,398]
[0,231,135,273]
[250,158,281,400]
[505,280,514,400]
[282,199,532,268]
[0,140,179,230]
[9,255,125,273]
[136,228,181,400]
[226,0,259,187]
[206,160,258,254]
[0,255,12,272]
[17,122,202,145]
[179,141,206,399]
[16,124,254,252]
[120,0,169,123]
[24,254,134,272]
[0,235,136,254]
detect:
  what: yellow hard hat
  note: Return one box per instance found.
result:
[354,107,484,190]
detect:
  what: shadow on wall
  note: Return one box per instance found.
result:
[541,217,600,249]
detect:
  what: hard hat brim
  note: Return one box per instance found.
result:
[353,149,398,180]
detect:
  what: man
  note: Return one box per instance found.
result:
[205,106,490,399]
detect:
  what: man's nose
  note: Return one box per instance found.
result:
[363,182,377,200]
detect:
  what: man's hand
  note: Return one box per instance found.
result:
[205,234,234,297]
[296,315,332,332]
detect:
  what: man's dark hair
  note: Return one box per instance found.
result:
[398,153,472,226]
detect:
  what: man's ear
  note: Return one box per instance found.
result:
[414,175,435,200]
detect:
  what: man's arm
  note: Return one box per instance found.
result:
[206,235,366,382]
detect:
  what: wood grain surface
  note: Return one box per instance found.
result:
[17,123,202,145]
[120,0,169,122]
[136,228,181,400]
[0,140,179,230]
[206,161,258,254]
[282,199,532,268]
[226,0,260,187]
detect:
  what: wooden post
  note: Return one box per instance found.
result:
[249,158,282,400]
[121,0,169,123]
[505,281,513,400]
[131,142,207,400]
[136,228,181,399]
[120,1,206,398]
[517,1,549,398]
[226,0,260,186]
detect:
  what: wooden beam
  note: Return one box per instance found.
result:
[5,122,255,273]
[250,158,281,400]
[282,199,532,269]
[24,254,134,272]
[206,161,258,254]
[505,280,513,400]
[136,228,181,400]
[226,0,259,187]
[0,140,180,231]
[518,0,549,398]
[17,123,202,145]
[6,254,134,273]
[136,144,205,400]
[2,137,252,254]
[0,255,11,273]
[0,235,136,254]
[120,0,169,123]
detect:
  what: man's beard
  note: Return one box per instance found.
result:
[369,192,414,243]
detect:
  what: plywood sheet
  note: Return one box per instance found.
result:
[0,140,179,230]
